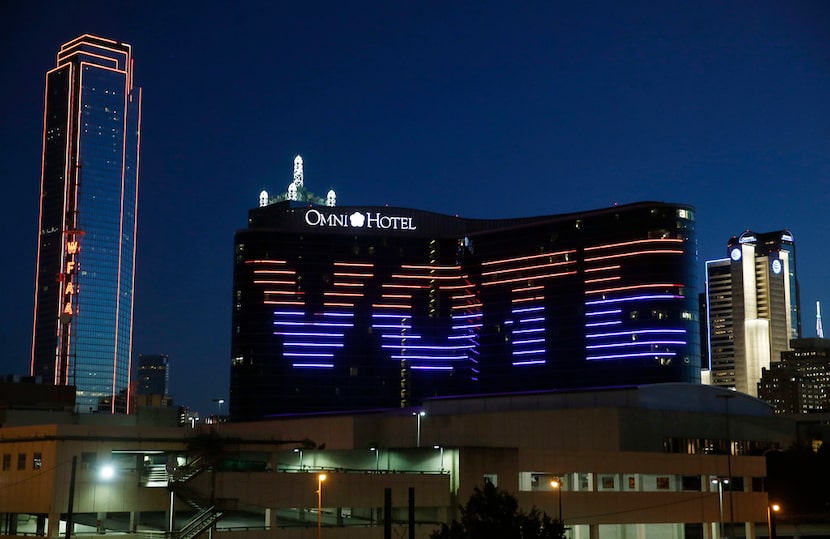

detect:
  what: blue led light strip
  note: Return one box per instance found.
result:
[587,352,677,361]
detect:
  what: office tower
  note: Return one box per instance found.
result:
[30,35,142,413]
[230,165,699,419]
[758,338,830,413]
[704,230,800,397]
[137,354,170,396]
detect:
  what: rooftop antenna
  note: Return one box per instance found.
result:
[817,300,824,339]
[293,155,304,187]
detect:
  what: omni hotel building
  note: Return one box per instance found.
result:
[230,198,699,420]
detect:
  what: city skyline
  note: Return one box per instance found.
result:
[1,1,828,416]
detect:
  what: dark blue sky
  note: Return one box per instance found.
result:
[2,1,829,416]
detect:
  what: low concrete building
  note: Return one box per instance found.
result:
[0,384,804,539]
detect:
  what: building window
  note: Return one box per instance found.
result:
[681,475,702,491]
[600,475,617,490]
[483,474,498,487]
[2,454,10,471]
[17,453,26,470]
[33,453,43,470]
[81,452,97,470]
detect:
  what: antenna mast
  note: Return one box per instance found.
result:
[817,300,824,339]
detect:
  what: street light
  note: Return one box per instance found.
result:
[550,479,563,522]
[212,398,225,417]
[433,445,444,470]
[316,473,327,539]
[712,477,729,538]
[767,503,780,539]
[413,410,426,447]
[716,393,736,538]
[370,447,379,470]
[294,448,303,470]
[98,463,115,481]
[66,457,119,539]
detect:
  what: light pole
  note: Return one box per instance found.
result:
[370,447,379,470]
[294,448,303,470]
[550,479,563,522]
[767,503,780,539]
[712,478,726,538]
[65,455,77,539]
[212,398,225,421]
[716,393,735,538]
[413,410,426,447]
[433,445,444,470]
[316,473,326,539]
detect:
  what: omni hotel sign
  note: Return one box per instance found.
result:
[304,208,418,231]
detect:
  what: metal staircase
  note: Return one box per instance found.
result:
[166,453,225,539]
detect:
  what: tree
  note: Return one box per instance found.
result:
[430,481,566,539]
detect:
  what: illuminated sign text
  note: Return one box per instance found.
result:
[304,209,417,231]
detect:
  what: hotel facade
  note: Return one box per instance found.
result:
[30,35,141,413]
[231,199,699,420]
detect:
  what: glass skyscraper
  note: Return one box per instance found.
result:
[137,354,170,396]
[31,35,141,413]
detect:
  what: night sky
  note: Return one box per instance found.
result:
[2,1,829,417]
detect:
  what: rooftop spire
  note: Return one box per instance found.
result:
[258,155,335,207]
[293,155,304,187]
[818,300,824,339]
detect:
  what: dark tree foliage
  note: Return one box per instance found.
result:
[430,482,566,539]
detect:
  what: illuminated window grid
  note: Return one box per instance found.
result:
[260,260,374,369]
[250,260,303,306]
[583,238,687,361]
[326,263,373,308]
[373,265,479,370]
[481,253,579,367]
[507,286,546,366]
[481,250,578,288]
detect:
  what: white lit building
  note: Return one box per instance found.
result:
[704,230,800,397]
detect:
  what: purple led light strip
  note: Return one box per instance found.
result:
[382,344,475,350]
[585,321,622,328]
[292,363,334,368]
[513,359,546,366]
[586,340,686,350]
[585,309,622,317]
[587,351,677,361]
[586,328,686,338]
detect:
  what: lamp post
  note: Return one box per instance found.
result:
[716,393,735,538]
[370,447,379,470]
[65,455,77,539]
[550,479,563,522]
[413,410,426,447]
[294,448,303,470]
[433,445,444,470]
[212,398,225,422]
[66,458,117,539]
[316,473,326,539]
[712,477,729,538]
[767,503,780,539]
